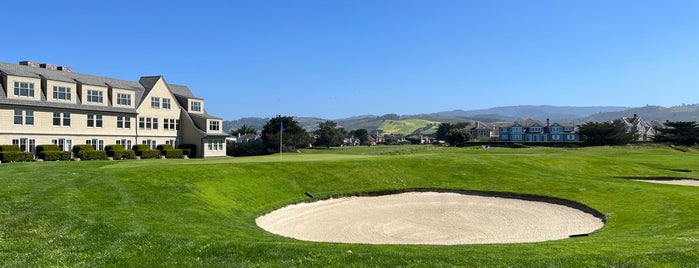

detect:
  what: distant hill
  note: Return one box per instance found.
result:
[431,105,629,122]
[580,104,699,123]
[223,104,697,135]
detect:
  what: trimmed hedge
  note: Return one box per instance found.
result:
[36,145,61,155]
[39,151,72,161]
[0,145,21,152]
[36,144,71,161]
[163,149,184,159]
[105,144,135,160]
[0,151,35,162]
[132,145,160,159]
[178,144,197,158]
[72,145,95,156]
[112,150,136,159]
[156,144,174,151]
[105,145,125,151]
[78,150,108,161]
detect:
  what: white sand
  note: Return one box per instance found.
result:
[634,179,699,187]
[256,192,604,245]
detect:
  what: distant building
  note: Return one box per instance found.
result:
[499,119,578,142]
[469,121,498,141]
[612,114,656,141]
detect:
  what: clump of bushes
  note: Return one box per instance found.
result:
[72,145,107,160]
[227,141,272,156]
[36,144,71,161]
[0,145,34,162]
[105,145,135,160]
[132,145,160,159]
[156,144,183,158]
[178,144,197,158]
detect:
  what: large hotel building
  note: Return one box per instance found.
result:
[0,60,227,158]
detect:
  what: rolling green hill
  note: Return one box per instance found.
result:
[376,118,441,135]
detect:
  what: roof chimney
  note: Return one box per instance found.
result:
[19,60,40,68]
[57,66,73,72]
[39,63,58,70]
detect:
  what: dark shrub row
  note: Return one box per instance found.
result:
[157,144,183,158]
[0,145,34,162]
[133,145,160,159]
[105,145,135,160]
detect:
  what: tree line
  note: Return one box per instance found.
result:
[228,116,699,156]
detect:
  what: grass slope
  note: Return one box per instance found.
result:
[1,145,698,267]
[377,119,440,135]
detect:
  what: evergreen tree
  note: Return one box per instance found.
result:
[261,116,313,152]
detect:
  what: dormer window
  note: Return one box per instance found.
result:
[87,90,103,103]
[191,101,201,112]
[53,86,71,100]
[14,82,35,97]
[209,121,220,131]
[117,93,131,106]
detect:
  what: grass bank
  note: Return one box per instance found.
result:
[0,145,697,267]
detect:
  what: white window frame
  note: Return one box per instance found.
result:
[191,101,201,112]
[13,82,35,97]
[151,97,160,108]
[86,90,104,103]
[162,98,171,109]
[116,93,131,106]
[52,86,72,101]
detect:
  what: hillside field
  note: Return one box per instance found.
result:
[0,145,698,267]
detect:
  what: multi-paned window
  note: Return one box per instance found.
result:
[116,93,131,106]
[51,138,72,152]
[52,86,72,100]
[13,82,35,97]
[207,139,224,151]
[165,140,176,147]
[164,118,175,130]
[52,112,71,126]
[13,109,33,125]
[86,90,103,103]
[86,139,105,150]
[12,138,36,153]
[162,98,171,109]
[191,101,201,112]
[117,116,131,129]
[209,121,220,131]
[116,139,132,150]
[151,97,160,108]
[142,139,157,149]
[87,114,103,128]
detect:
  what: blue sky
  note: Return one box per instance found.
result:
[3,0,698,119]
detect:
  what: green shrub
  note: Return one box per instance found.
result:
[157,144,174,151]
[0,145,21,152]
[132,144,159,158]
[163,149,184,158]
[228,141,272,156]
[107,150,136,159]
[138,150,161,159]
[39,151,72,161]
[36,145,61,155]
[78,150,107,160]
[178,144,197,158]
[105,144,125,151]
[0,151,35,162]
[72,145,95,156]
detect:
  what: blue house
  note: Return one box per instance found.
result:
[499,119,579,142]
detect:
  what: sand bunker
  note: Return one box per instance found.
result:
[256,192,604,245]
[634,179,699,187]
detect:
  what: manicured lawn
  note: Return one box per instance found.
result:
[0,145,697,267]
